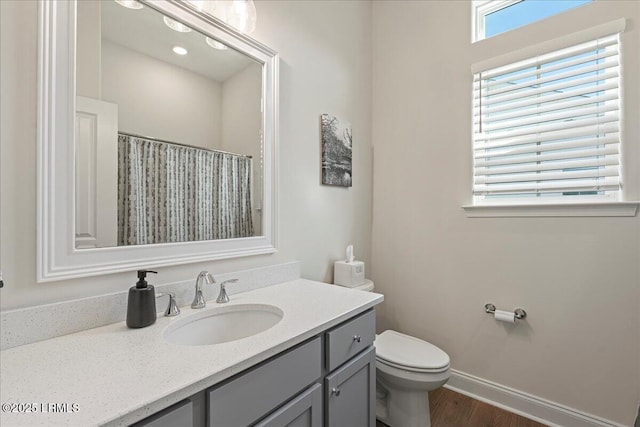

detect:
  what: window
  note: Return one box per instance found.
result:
[471,22,628,210]
[474,0,592,42]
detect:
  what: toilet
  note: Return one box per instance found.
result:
[345,280,450,427]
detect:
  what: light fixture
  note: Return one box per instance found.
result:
[172,46,188,55]
[188,0,218,15]
[114,0,144,9]
[226,0,257,34]
[163,16,192,33]
[186,0,257,35]
[206,37,228,51]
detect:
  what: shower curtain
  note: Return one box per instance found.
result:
[118,134,253,246]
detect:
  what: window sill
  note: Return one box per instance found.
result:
[462,202,639,218]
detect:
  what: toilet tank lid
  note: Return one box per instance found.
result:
[375,330,450,370]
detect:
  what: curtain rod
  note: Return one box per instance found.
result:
[118,131,253,159]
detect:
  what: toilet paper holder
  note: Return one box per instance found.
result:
[484,303,527,320]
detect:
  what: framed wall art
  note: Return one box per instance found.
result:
[321,113,352,187]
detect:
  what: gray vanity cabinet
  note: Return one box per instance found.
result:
[134,309,376,427]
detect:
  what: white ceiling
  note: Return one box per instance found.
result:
[101,1,258,83]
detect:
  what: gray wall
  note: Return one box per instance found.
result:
[371,1,640,425]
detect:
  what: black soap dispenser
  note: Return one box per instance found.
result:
[126,270,158,329]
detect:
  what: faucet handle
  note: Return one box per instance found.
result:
[216,279,238,304]
[157,292,180,317]
[199,271,216,284]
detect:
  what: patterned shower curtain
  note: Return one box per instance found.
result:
[118,134,253,246]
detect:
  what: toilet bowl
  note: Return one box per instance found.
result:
[375,330,450,427]
[340,280,450,427]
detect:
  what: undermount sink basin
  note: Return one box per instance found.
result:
[164,304,283,346]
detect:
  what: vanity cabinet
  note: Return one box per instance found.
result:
[134,309,375,427]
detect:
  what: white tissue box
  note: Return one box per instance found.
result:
[334,261,365,287]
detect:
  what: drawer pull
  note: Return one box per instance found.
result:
[331,387,341,397]
[353,335,361,343]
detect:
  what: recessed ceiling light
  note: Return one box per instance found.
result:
[163,16,192,33]
[173,46,188,56]
[114,0,144,9]
[205,37,228,51]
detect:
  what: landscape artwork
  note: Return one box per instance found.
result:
[321,114,352,187]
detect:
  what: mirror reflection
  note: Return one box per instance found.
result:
[75,0,263,249]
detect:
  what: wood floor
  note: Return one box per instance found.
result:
[376,387,548,427]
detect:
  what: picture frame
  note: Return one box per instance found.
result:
[321,114,352,187]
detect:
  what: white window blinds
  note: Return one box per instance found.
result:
[472,33,621,201]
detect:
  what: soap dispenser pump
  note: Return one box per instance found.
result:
[126,270,158,329]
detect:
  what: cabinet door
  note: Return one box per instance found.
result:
[325,347,375,427]
[255,383,322,427]
[133,399,193,427]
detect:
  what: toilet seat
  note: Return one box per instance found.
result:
[375,330,450,372]
[377,356,449,374]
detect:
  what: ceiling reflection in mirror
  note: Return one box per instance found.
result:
[75,0,264,249]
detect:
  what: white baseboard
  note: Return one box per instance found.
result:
[446,369,628,427]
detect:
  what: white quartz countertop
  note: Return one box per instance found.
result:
[0,279,383,427]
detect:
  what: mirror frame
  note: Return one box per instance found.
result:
[37,0,278,282]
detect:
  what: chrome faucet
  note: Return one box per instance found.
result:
[216,279,238,304]
[191,271,216,309]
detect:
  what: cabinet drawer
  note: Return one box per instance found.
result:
[208,337,322,427]
[325,310,375,372]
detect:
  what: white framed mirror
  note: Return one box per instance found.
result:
[37,0,278,282]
